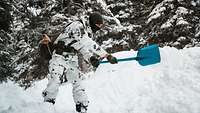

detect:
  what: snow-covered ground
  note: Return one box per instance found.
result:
[1,46,200,113]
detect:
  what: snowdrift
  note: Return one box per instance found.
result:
[1,46,200,113]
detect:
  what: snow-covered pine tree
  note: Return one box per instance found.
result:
[145,0,200,49]
[0,0,14,82]
[0,30,14,82]
[102,0,200,50]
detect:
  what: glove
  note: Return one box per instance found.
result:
[41,34,51,45]
[90,56,100,67]
[106,54,118,64]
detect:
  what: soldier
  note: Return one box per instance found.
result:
[40,12,117,113]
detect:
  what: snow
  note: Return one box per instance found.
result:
[147,5,165,24]
[97,0,107,9]
[191,1,197,6]
[51,14,68,23]
[176,7,189,15]
[195,30,200,37]
[177,36,186,41]
[161,13,189,29]
[173,41,180,46]
[176,18,189,26]
[164,0,174,2]
[0,38,2,42]
[0,51,10,55]
[147,0,169,24]
[27,7,41,16]
[161,15,177,29]
[178,0,184,2]
[115,12,130,19]
[195,24,200,38]
[108,3,126,9]
[1,47,200,113]
[191,0,200,6]
[103,15,122,26]
[102,39,113,48]
[101,38,128,49]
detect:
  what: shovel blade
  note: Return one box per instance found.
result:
[137,44,161,66]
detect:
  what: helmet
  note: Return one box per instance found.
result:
[89,12,103,33]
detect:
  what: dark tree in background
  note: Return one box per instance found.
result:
[0,1,13,81]
[0,0,14,82]
[0,30,13,82]
[0,0,12,32]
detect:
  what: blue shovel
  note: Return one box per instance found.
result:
[100,44,161,66]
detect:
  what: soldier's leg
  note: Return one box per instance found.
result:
[72,81,89,113]
[42,56,65,104]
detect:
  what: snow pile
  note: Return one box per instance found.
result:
[1,47,200,113]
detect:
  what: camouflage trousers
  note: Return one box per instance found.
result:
[42,54,89,111]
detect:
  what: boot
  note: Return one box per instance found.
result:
[76,102,88,113]
[42,91,55,104]
[44,98,55,105]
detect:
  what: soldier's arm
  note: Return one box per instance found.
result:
[70,22,117,66]
[69,22,108,62]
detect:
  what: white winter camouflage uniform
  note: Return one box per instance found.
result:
[42,19,107,112]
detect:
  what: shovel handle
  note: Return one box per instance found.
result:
[100,57,141,64]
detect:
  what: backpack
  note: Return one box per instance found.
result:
[39,42,55,61]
